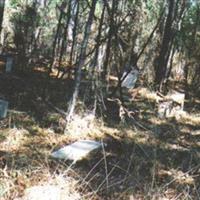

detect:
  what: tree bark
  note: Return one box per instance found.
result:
[0,0,5,36]
[91,3,105,71]
[102,0,117,80]
[49,3,66,74]
[57,0,72,74]
[66,0,97,123]
[68,0,79,78]
[154,0,176,91]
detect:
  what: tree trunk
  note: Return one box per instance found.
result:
[69,0,79,77]
[154,0,176,91]
[66,0,97,123]
[102,0,117,80]
[91,3,105,72]
[0,0,5,36]
[49,3,66,74]
[57,0,72,73]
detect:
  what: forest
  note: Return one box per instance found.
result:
[0,0,200,199]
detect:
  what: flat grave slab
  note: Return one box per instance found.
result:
[51,140,102,162]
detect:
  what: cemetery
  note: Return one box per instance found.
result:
[0,0,200,199]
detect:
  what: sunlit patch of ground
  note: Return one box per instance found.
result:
[65,113,104,140]
[0,129,28,151]
[16,173,81,200]
[177,112,200,126]
[138,87,161,102]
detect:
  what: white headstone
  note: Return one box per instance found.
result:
[51,140,102,162]
[121,68,139,89]
[0,99,8,118]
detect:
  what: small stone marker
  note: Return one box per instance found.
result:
[51,140,102,162]
[157,90,185,119]
[0,99,8,118]
[5,57,13,72]
[167,90,185,110]
[157,100,173,118]
[121,68,139,89]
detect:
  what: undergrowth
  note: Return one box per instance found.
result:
[0,73,200,199]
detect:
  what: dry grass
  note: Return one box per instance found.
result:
[1,120,199,199]
[0,82,200,199]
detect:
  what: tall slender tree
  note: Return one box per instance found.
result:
[49,2,67,73]
[0,0,5,35]
[102,0,117,80]
[66,0,97,123]
[154,0,176,91]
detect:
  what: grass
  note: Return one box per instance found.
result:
[0,72,200,199]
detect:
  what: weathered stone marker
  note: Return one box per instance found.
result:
[0,99,8,118]
[51,140,102,162]
[157,90,185,119]
[167,90,185,110]
[121,68,139,89]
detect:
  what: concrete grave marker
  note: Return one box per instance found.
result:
[0,99,8,118]
[121,68,139,89]
[51,140,102,162]
[157,90,185,119]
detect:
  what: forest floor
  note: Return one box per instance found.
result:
[0,70,200,200]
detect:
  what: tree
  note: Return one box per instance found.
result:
[10,1,40,69]
[154,0,176,91]
[154,0,187,91]
[0,0,5,35]
[49,2,67,74]
[66,0,98,123]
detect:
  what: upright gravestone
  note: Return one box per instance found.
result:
[5,57,13,72]
[121,68,139,89]
[0,99,8,118]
